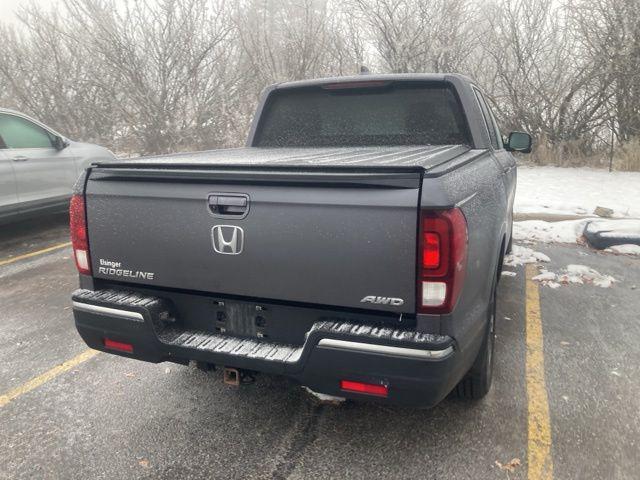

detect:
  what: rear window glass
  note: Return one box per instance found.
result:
[255,82,471,147]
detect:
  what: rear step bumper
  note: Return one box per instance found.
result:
[72,288,462,407]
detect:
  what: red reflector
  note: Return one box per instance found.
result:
[422,232,440,269]
[340,380,388,397]
[104,338,133,353]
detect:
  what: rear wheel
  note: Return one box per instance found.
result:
[506,213,514,254]
[455,278,496,400]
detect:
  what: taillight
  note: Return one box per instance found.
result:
[70,194,91,275]
[422,232,441,269]
[418,208,467,314]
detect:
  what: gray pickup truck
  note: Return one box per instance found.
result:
[70,74,531,407]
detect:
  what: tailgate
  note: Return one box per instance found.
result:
[85,167,422,313]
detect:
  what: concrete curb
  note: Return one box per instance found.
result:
[514,213,597,222]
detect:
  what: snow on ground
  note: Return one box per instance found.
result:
[513,218,640,247]
[504,245,550,267]
[302,387,345,404]
[585,220,640,240]
[605,244,640,255]
[513,219,589,244]
[532,264,616,289]
[514,166,640,246]
[515,166,640,218]
[502,243,620,289]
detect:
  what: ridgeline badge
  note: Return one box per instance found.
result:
[97,258,155,281]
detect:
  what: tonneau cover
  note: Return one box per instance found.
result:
[97,145,480,171]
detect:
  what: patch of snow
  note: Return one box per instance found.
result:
[585,219,640,245]
[513,219,589,244]
[593,276,615,288]
[504,245,551,266]
[532,264,616,288]
[583,219,640,251]
[532,271,556,281]
[557,273,584,285]
[605,244,640,255]
[514,218,640,247]
[585,219,640,234]
[501,271,517,277]
[566,264,591,274]
[515,166,640,218]
[302,386,345,403]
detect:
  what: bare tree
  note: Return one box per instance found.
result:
[233,0,347,84]
[480,0,610,163]
[58,0,237,154]
[0,11,121,147]
[572,0,640,144]
[325,1,369,75]
[0,0,638,169]
[347,0,476,73]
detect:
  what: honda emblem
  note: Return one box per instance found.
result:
[211,225,244,255]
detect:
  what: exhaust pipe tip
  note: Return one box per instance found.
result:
[223,367,240,386]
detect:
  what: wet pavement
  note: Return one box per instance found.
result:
[1,215,639,479]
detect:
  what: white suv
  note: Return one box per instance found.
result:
[0,108,116,222]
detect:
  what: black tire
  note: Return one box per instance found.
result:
[506,212,514,254]
[455,278,496,400]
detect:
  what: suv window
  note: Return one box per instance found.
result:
[485,99,504,149]
[473,89,500,149]
[0,113,55,149]
[256,83,472,147]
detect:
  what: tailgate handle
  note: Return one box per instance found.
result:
[208,194,249,217]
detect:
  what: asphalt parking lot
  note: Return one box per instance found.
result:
[1,215,639,480]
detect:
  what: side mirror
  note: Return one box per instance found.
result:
[53,136,70,150]
[505,131,532,153]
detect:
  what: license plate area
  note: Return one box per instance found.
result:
[213,301,269,339]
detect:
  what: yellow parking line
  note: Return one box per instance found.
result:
[525,264,554,480]
[0,349,99,408]
[0,242,71,267]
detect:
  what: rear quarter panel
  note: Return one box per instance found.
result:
[419,151,507,354]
